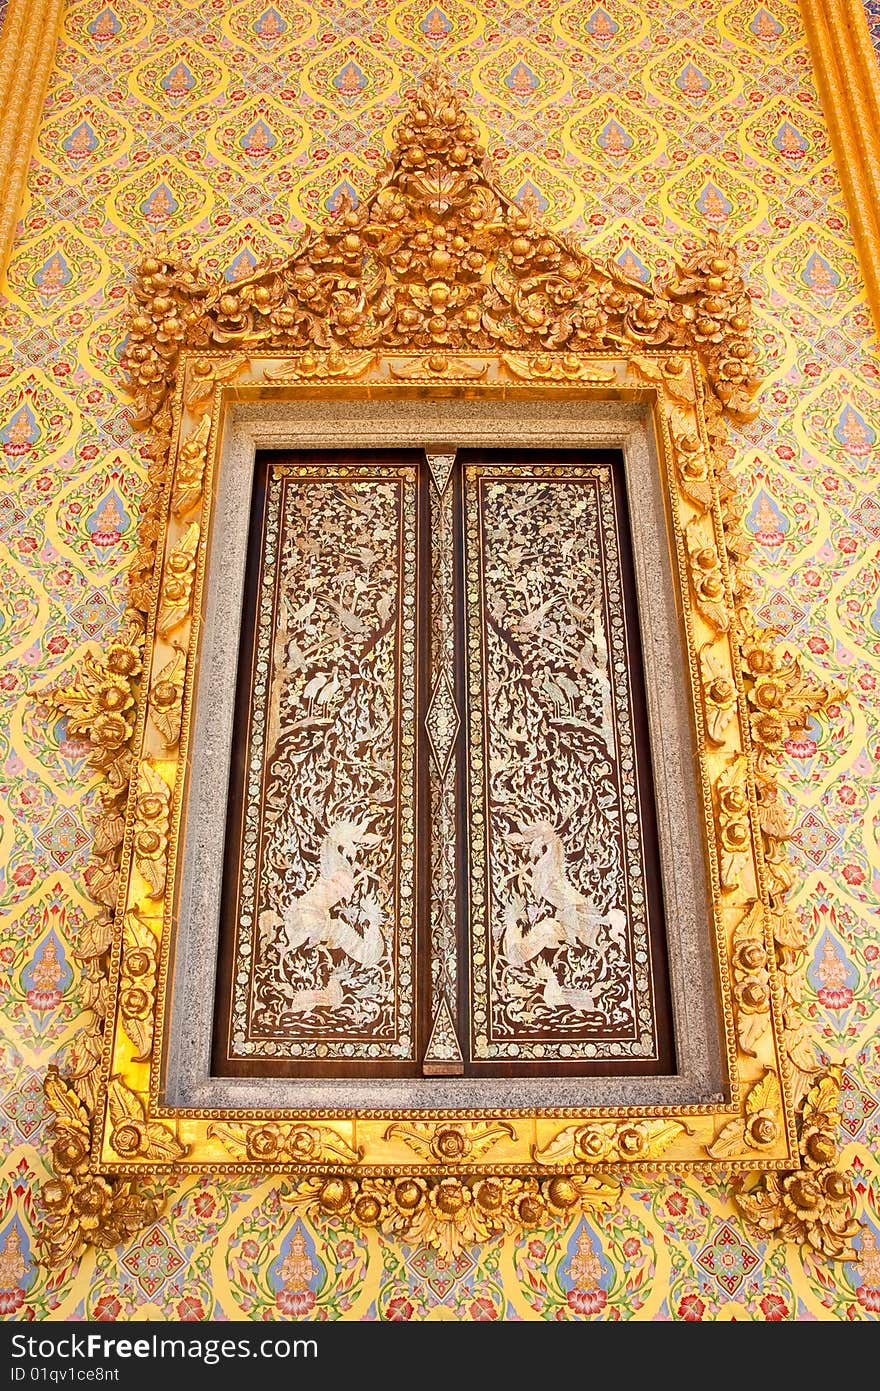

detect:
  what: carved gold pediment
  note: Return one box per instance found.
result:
[123,68,757,421]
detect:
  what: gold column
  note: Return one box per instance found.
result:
[800,0,880,341]
[0,0,67,284]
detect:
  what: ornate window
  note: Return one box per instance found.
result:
[41,72,856,1264]
[210,445,675,1080]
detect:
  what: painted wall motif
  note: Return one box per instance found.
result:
[0,0,878,1320]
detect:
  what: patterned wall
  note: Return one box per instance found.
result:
[0,0,879,1321]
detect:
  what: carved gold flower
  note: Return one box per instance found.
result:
[106,642,142,679]
[245,1124,282,1162]
[111,1121,148,1158]
[317,1177,355,1214]
[571,1125,612,1163]
[91,711,133,749]
[428,1178,470,1220]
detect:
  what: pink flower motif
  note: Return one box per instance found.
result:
[240,1239,260,1260]
[622,1238,640,1258]
[11,866,35,887]
[566,1287,607,1316]
[384,1296,414,1321]
[857,1286,880,1312]
[528,1239,546,1260]
[91,1294,122,1321]
[176,1294,206,1321]
[677,1294,706,1321]
[842,864,865,887]
[468,1296,498,1321]
[759,1292,789,1320]
[0,1288,25,1315]
[276,1287,316,1317]
[807,637,829,656]
[193,1193,216,1219]
[665,1193,688,1216]
[336,1240,354,1259]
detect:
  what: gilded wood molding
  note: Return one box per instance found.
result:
[0,0,67,285]
[37,70,859,1267]
[800,0,880,341]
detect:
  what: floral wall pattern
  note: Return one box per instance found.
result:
[0,0,878,1321]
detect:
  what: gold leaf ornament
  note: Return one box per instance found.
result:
[171,414,211,518]
[132,762,171,900]
[533,1118,687,1166]
[119,912,159,1062]
[157,522,200,638]
[707,1071,782,1159]
[107,1076,187,1163]
[207,1121,362,1165]
[382,1121,516,1163]
[149,650,187,748]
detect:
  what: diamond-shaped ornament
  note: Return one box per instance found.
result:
[425,672,459,779]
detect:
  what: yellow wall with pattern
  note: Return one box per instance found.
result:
[0,0,878,1320]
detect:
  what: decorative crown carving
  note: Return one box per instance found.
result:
[123,67,759,431]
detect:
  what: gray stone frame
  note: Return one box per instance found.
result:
[163,395,725,1111]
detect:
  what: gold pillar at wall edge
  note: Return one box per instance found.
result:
[800,0,880,343]
[0,0,67,287]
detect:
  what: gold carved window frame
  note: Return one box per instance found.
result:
[40,73,857,1265]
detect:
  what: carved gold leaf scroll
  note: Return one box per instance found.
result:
[207,1122,362,1166]
[731,901,773,1063]
[157,522,199,639]
[119,912,159,1063]
[107,1076,187,1163]
[382,1121,516,1163]
[262,350,376,381]
[533,1120,688,1166]
[171,414,211,518]
[502,352,615,383]
[284,1172,622,1263]
[707,1071,783,1159]
[148,649,186,749]
[132,762,171,901]
[183,353,249,411]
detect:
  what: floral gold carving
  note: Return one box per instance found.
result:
[157,522,199,639]
[730,902,773,1063]
[183,354,249,411]
[119,912,159,1062]
[286,1171,621,1262]
[148,650,186,749]
[171,415,211,518]
[107,1076,187,1163]
[41,1068,162,1268]
[707,1071,783,1159]
[207,1122,362,1166]
[382,1121,516,1164]
[503,352,615,383]
[262,350,376,382]
[533,1119,688,1166]
[732,1069,859,1260]
[132,762,171,901]
[389,354,488,379]
[715,757,753,893]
